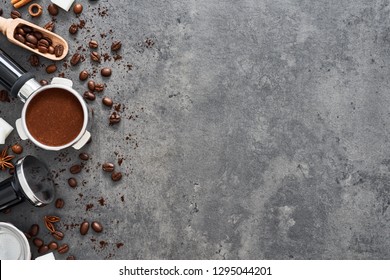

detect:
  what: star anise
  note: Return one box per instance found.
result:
[0,146,15,170]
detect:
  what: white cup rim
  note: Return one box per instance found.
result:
[21,84,88,151]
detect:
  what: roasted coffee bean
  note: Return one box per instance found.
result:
[54,44,64,57]
[83,91,96,101]
[26,34,38,45]
[15,34,26,44]
[26,41,36,49]
[48,4,59,16]
[91,221,103,233]
[11,144,23,154]
[79,153,90,161]
[102,163,115,172]
[90,51,100,62]
[79,70,89,81]
[33,238,44,248]
[44,21,55,32]
[38,245,49,254]
[33,31,43,40]
[22,25,33,33]
[87,80,95,91]
[80,221,89,235]
[38,46,48,54]
[58,244,69,254]
[111,41,122,51]
[69,23,78,34]
[55,198,65,209]
[16,27,25,36]
[109,112,121,125]
[0,90,10,102]
[70,53,81,66]
[70,164,82,174]
[102,97,113,107]
[46,64,57,74]
[89,40,98,49]
[52,231,64,240]
[29,224,39,237]
[73,3,83,14]
[111,171,122,182]
[48,241,58,250]
[48,46,55,54]
[101,67,112,77]
[66,255,76,260]
[10,10,21,19]
[40,79,49,86]
[68,177,78,188]
[38,38,50,48]
[95,83,105,92]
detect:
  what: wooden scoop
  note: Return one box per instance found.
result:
[0,17,68,61]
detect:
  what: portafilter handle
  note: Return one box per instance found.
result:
[0,48,40,100]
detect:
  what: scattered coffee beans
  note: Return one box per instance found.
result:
[54,45,64,57]
[58,244,69,254]
[79,70,89,81]
[102,97,113,107]
[73,3,83,14]
[52,230,64,240]
[111,171,122,182]
[70,53,81,66]
[91,221,103,233]
[48,241,58,250]
[79,152,90,161]
[90,51,100,62]
[80,221,89,235]
[29,224,39,237]
[33,238,44,248]
[101,67,112,77]
[95,83,105,92]
[38,245,49,254]
[55,198,65,209]
[10,10,21,19]
[83,91,96,101]
[89,40,98,49]
[48,4,59,16]
[46,64,57,74]
[11,144,23,154]
[70,164,82,174]
[87,80,95,91]
[111,41,122,51]
[69,23,78,34]
[109,112,121,125]
[68,177,78,188]
[44,21,55,32]
[102,163,115,172]
[29,54,40,67]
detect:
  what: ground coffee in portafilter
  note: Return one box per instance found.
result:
[26,88,84,147]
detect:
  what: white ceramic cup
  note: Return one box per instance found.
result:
[15,77,91,151]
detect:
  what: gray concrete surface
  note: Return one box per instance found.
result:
[1,0,390,260]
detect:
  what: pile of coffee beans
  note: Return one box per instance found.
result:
[14,25,64,57]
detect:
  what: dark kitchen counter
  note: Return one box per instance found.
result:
[1,0,390,260]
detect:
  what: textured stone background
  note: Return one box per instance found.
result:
[1,0,390,260]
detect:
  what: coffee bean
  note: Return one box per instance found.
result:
[26,41,36,49]
[33,238,44,248]
[102,163,115,172]
[48,4,59,16]
[58,244,69,254]
[29,224,39,237]
[54,45,64,57]
[83,91,96,101]
[11,10,21,19]
[55,198,65,209]
[101,67,112,77]
[80,221,89,235]
[46,64,57,74]
[68,177,78,188]
[73,3,83,14]
[48,241,58,250]
[66,255,76,260]
[22,26,33,33]
[79,70,89,81]
[52,231,64,240]
[0,90,10,102]
[37,244,50,255]
[109,112,121,125]
[48,46,55,54]
[79,152,90,161]
[44,21,55,32]
[111,171,123,182]
[91,221,103,233]
[102,97,113,107]
[40,79,49,86]
[26,34,38,45]
[69,23,78,34]
[15,34,26,44]
[111,41,122,51]
[38,45,48,54]
[38,245,49,254]
[89,40,98,49]
[94,83,105,92]
[38,38,50,48]
[90,51,100,62]
[87,80,95,91]
[33,31,43,40]
[11,144,23,154]
[70,164,82,174]
[70,53,81,66]
[16,27,26,36]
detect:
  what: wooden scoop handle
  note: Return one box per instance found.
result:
[0,17,13,36]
